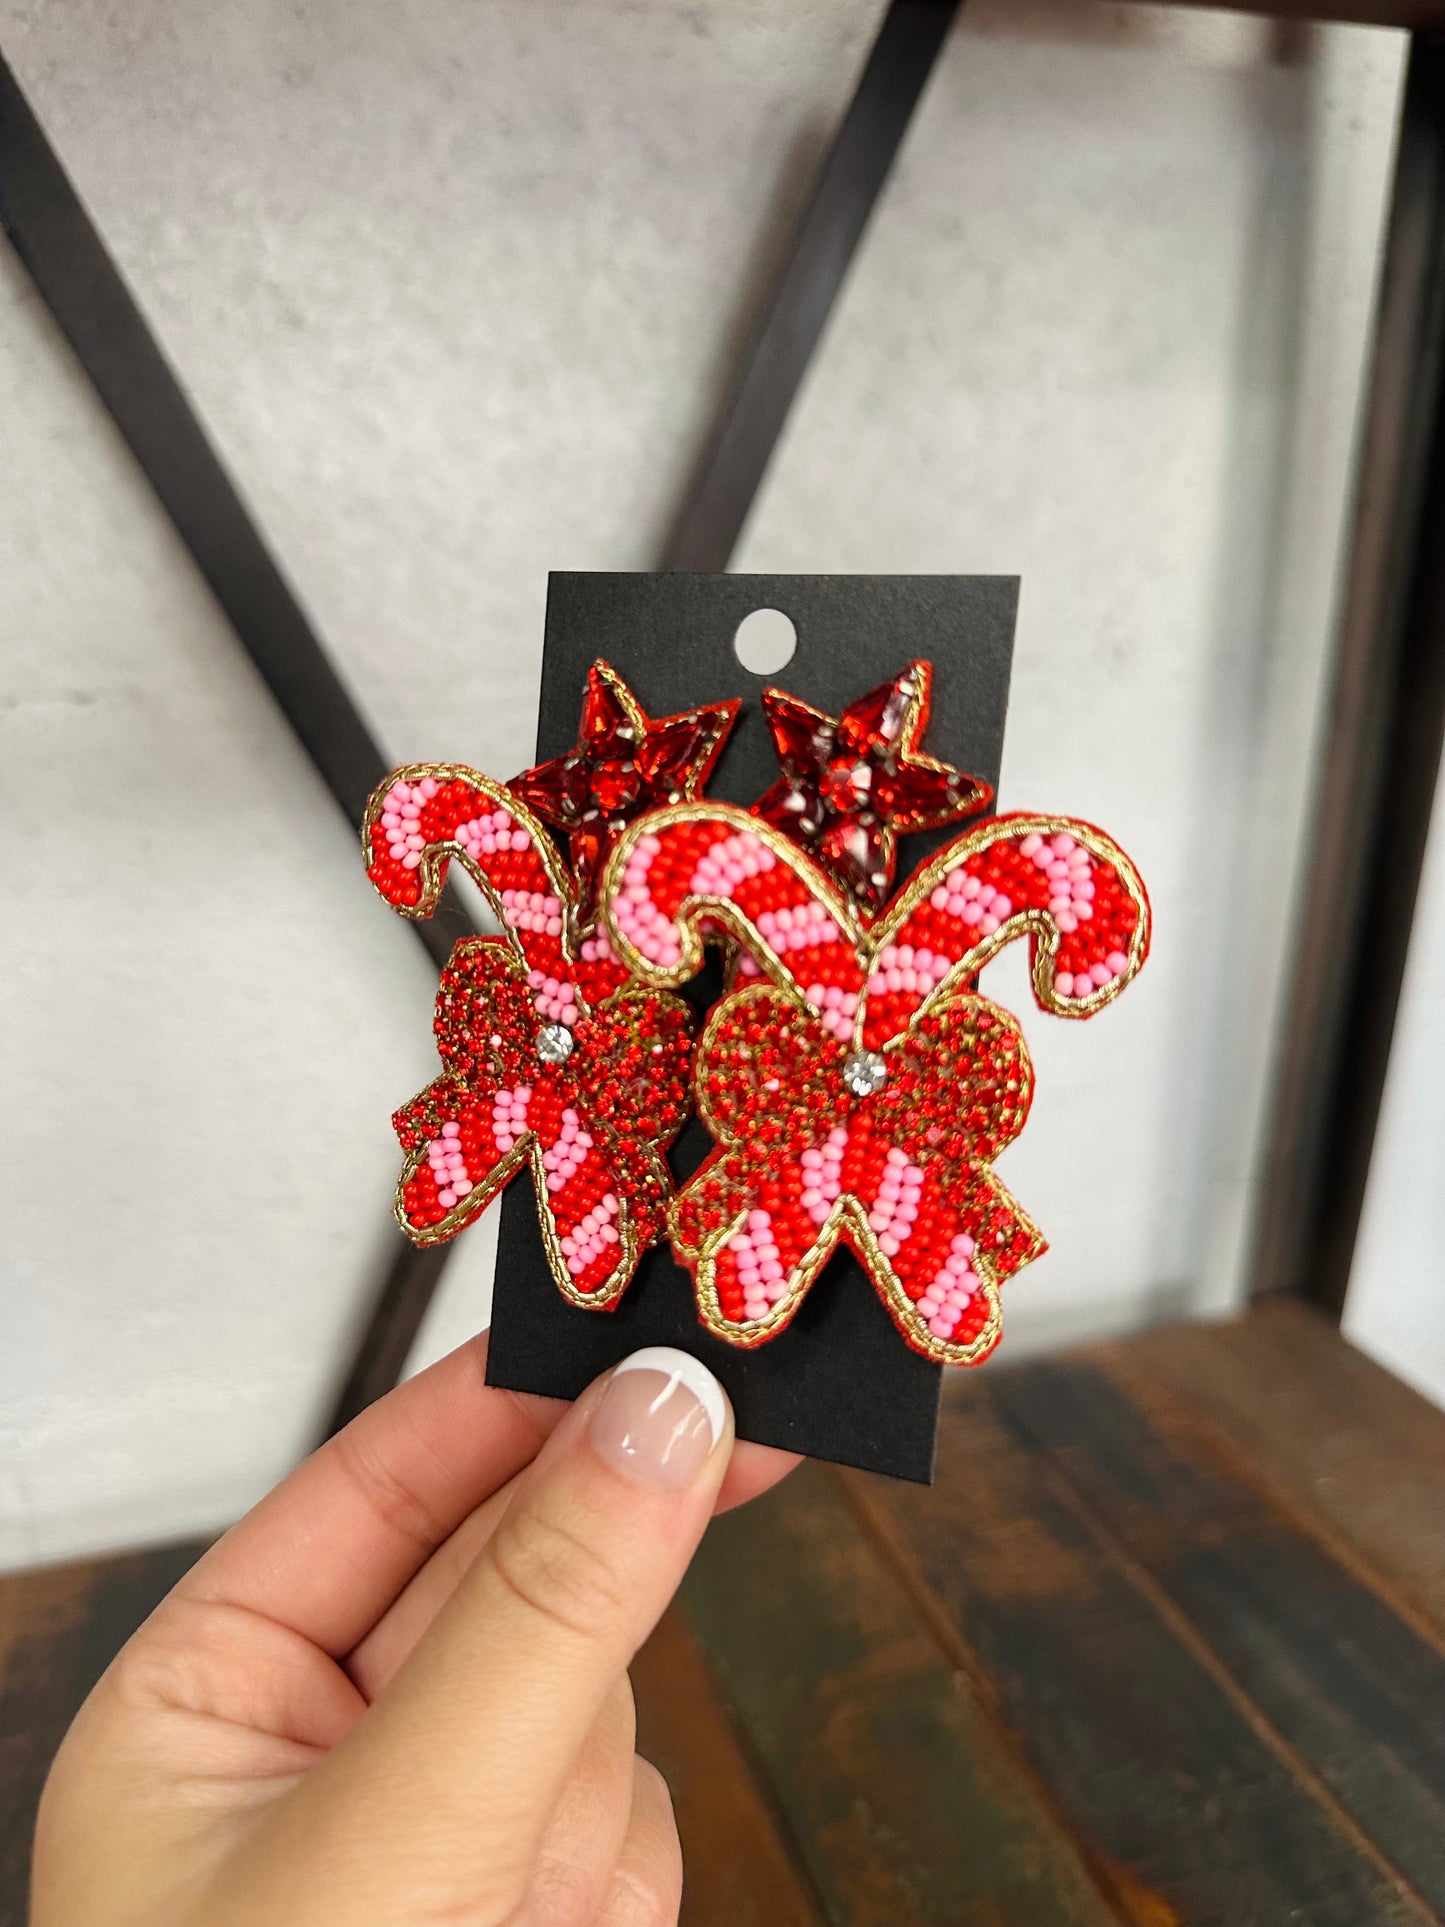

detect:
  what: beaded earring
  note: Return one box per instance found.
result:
[362,664,738,1310]
[597,666,1150,1367]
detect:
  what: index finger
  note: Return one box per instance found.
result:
[175,1329,795,1664]
[268,1354,733,1919]
[178,1332,564,1656]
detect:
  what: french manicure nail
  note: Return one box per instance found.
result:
[589,1348,727,1489]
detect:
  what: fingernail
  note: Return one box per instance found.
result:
[589,1348,727,1489]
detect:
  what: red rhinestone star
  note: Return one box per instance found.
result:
[752,661,992,907]
[510,661,739,921]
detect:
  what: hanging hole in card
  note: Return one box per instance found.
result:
[359,571,1149,1481]
[733,606,798,675]
[480,572,1023,1482]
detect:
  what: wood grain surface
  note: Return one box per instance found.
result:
[992,1354,1445,1913]
[5,1308,1445,1925]
[685,1461,1122,1927]
[0,1537,207,1927]
[1132,1301,1445,1638]
[844,1382,1439,1926]
[632,1605,826,1927]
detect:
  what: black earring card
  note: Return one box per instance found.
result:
[484,572,1019,1482]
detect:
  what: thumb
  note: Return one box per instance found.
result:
[262,1348,731,1920]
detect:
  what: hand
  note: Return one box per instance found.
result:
[32,1335,795,1925]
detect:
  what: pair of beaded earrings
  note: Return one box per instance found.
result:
[363,659,1149,1368]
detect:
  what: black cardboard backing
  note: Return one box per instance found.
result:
[485,573,1018,1481]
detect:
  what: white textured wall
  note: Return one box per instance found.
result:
[0,0,1406,1566]
[1345,762,1445,1408]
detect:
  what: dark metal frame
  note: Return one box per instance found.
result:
[328,0,962,1426]
[1255,31,1445,1313]
[2,0,1442,1421]
[0,53,475,982]
[664,0,959,570]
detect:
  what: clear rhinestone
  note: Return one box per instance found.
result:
[842,1049,888,1098]
[536,1023,574,1066]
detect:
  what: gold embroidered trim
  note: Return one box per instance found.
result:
[366,765,691,1310]
[363,761,600,955]
[753,661,993,907]
[602,799,1145,1364]
[868,811,1151,1030]
[601,801,1150,1035]
[675,983,1043,1364]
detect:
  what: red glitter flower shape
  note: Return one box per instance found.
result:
[510,660,739,920]
[363,763,693,1309]
[601,800,1150,1364]
[752,660,991,908]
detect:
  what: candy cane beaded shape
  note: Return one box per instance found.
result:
[600,801,1150,1364]
[363,765,693,1310]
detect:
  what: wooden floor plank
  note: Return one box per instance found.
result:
[683,1460,1123,1927]
[0,1544,811,1927]
[632,1604,825,1927]
[6,1305,1445,1927]
[1129,1302,1445,1639]
[848,1383,1437,1927]
[992,1357,1445,1915]
[0,1538,207,1927]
